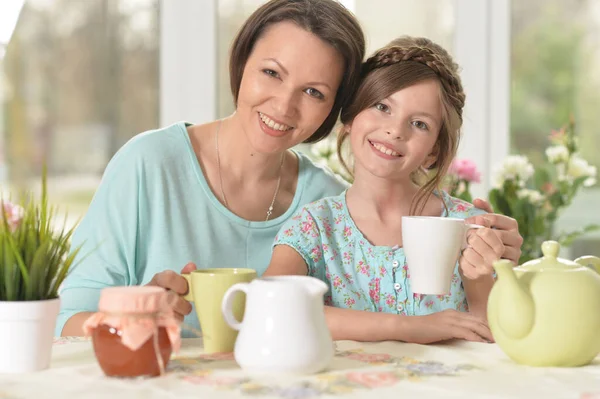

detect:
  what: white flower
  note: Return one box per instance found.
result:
[566,155,596,181]
[311,137,336,159]
[516,188,545,205]
[584,177,597,187]
[328,152,344,175]
[493,155,534,188]
[583,165,597,187]
[545,145,569,164]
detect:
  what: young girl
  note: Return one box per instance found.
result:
[264,37,515,344]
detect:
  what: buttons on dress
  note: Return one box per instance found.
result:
[393,283,401,291]
[392,260,399,267]
[397,304,404,312]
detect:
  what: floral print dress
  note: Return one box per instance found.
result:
[274,190,486,316]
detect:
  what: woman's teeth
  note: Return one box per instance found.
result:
[259,112,292,131]
[371,141,400,157]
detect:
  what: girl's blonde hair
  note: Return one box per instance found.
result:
[337,36,466,215]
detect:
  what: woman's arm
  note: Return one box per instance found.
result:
[57,143,144,336]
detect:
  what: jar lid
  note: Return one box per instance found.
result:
[98,286,170,314]
[84,286,181,352]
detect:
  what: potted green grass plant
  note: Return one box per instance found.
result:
[0,168,82,373]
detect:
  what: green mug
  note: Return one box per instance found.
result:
[182,268,256,353]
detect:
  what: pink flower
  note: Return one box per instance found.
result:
[449,159,481,183]
[385,294,396,307]
[346,371,398,388]
[310,246,322,262]
[345,297,356,307]
[2,201,24,232]
[549,127,567,145]
[333,276,343,288]
[301,220,316,236]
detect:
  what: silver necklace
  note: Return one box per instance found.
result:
[215,120,285,221]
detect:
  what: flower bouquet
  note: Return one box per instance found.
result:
[488,119,598,262]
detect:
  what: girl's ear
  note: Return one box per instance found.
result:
[343,122,352,135]
[423,143,440,169]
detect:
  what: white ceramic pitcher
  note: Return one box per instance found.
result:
[221,275,334,375]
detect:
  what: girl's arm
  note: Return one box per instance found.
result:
[265,245,493,343]
[264,245,406,341]
[461,273,495,319]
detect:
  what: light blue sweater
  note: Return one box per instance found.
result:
[56,122,348,336]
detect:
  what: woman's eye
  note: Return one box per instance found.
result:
[263,69,279,78]
[305,88,324,100]
[412,120,429,130]
[374,103,390,113]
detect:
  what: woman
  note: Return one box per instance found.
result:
[58,0,365,336]
[58,0,521,337]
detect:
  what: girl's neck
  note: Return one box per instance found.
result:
[216,114,288,184]
[346,168,420,222]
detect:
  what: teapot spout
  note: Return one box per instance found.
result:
[492,259,535,339]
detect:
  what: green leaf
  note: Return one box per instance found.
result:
[0,168,87,301]
[489,189,512,216]
[533,167,551,191]
[556,224,600,247]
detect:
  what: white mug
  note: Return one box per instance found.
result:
[402,216,484,295]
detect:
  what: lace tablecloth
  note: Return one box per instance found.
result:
[0,337,598,398]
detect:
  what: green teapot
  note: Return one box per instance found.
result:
[488,240,600,367]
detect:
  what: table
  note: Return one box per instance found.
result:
[0,337,598,398]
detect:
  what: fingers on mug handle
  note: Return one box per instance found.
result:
[182,273,194,302]
[221,283,249,331]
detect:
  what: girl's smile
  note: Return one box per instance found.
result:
[368,139,404,159]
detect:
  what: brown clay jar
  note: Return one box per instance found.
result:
[92,323,173,378]
[83,286,181,378]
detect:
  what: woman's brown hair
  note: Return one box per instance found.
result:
[229,0,365,143]
[337,36,466,215]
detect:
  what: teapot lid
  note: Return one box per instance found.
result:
[518,241,582,271]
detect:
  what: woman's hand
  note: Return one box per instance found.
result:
[469,198,523,264]
[401,309,494,344]
[146,262,196,322]
[461,198,524,279]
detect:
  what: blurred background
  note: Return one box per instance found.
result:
[1,0,599,256]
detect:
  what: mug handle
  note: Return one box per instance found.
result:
[182,273,194,302]
[221,283,249,331]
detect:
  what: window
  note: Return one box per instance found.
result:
[0,0,160,223]
[510,0,600,255]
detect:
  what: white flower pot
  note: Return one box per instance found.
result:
[0,298,60,373]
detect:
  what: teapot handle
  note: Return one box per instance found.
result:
[221,283,249,331]
[575,256,600,274]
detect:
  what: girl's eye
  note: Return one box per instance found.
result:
[412,120,429,131]
[304,88,324,100]
[374,102,390,113]
[263,69,279,78]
